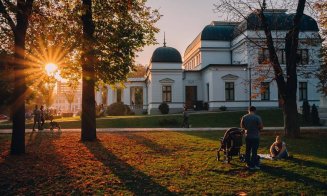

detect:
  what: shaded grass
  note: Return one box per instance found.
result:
[0,131,326,195]
[0,109,314,129]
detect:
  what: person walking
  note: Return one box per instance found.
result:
[39,105,45,130]
[240,106,263,170]
[32,105,40,131]
[182,106,189,128]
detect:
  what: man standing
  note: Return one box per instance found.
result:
[241,106,263,170]
[32,105,40,131]
[182,106,189,128]
[39,105,45,130]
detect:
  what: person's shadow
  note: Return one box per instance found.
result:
[83,140,177,196]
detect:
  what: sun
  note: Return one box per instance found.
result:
[45,63,58,76]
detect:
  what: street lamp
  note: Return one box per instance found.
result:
[244,67,252,107]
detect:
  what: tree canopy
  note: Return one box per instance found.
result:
[315,1,327,96]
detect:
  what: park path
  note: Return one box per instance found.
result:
[1,126,327,133]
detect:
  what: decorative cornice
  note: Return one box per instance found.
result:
[221,74,239,80]
[159,78,175,84]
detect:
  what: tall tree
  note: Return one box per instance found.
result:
[0,0,35,154]
[215,0,318,137]
[77,0,160,140]
[81,0,96,141]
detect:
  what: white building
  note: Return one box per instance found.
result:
[96,9,322,114]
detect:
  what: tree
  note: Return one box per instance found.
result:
[77,0,160,141]
[215,0,319,137]
[0,1,76,154]
[315,2,327,95]
[0,0,36,154]
[80,0,96,141]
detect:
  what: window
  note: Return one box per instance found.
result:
[130,87,143,107]
[277,49,286,64]
[261,82,270,100]
[117,89,122,102]
[299,82,307,101]
[297,49,309,65]
[101,86,108,105]
[259,48,308,65]
[258,48,270,64]
[162,85,172,102]
[225,82,235,101]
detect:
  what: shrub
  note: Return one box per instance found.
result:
[62,112,74,117]
[106,102,134,116]
[158,118,179,127]
[158,102,169,114]
[311,104,320,125]
[203,102,209,110]
[302,100,310,122]
[219,106,227,111]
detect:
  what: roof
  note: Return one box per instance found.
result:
[201,23,237,41]
[184,10,319,56]
[235,10,319,37]
[151,46,182,63]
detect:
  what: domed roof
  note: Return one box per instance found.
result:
[201,23,236,41]
[235,11,319,37]
[151,46,182,63]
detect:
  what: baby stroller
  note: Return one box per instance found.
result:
[217,127,244,163]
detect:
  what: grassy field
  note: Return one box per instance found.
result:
[0,109,313,129]
[0,131,326,195]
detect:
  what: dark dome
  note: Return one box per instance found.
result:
[201,24,236,41]
[151,46,182,63]
[234,11,319,37]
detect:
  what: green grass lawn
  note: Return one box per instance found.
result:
[0,109,313,129]
[0,131,326,195]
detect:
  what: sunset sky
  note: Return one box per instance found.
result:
[136,0,219,66]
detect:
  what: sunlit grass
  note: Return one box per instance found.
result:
[0,131,326,195]
[0,109,314,129]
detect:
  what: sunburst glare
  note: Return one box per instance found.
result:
[45,63,58,76]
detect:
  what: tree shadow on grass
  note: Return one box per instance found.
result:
[290,157,327,171]
[261,165,327,191]
[122,133,174,155]
[0,131,77,195]
[83,140,177,196]
[27,130,62,148]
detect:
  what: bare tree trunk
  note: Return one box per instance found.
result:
[10,1,33,154]
[258,0,306,138]
[81,0,96,141]
[282,0,306,137]
[283,94,300,137]
[11,37,26,154]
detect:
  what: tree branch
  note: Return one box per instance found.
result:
[3,0,16,12]
[0,0,16,32]
[25,0,34,11]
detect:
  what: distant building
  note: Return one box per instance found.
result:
[53,81,82,113]
[94,9,322,114]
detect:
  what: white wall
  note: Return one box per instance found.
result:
[201,50,231,67]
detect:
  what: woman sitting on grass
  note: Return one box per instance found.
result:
[270,136,289,159]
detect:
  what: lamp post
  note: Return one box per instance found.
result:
[244,67,252,107]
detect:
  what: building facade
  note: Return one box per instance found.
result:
[96,10,322,114]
